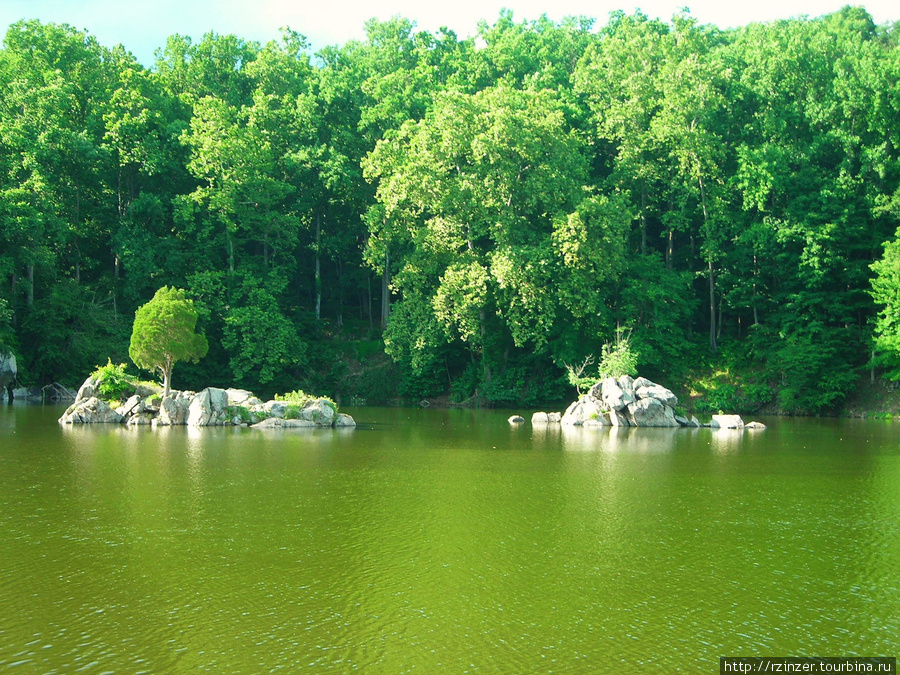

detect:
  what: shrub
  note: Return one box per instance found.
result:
[91,359,137,402]
[275,389,337,413]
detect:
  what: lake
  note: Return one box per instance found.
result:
[1,404,898,673]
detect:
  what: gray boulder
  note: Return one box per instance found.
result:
[74,375,100,403]
[127,413,153,426]
[226,388,256,406]
[600,377,635,411]
[618,375,636,399]
[59,397,123,424]
[675,414,700,428]
[746,421,767,430]
[634,383,678,409]
[710,414,744,429]
[508,415,525,424]
[561,396,604,426]
[116,394,144,418]
[299,399,336,426]
[626,397,678,427]
[531,412,550,424]
[156,394,191,426]
[608,408,631,427]
[263,400,287,418]
[547,412,562,423]
[334,413,357,427]
[187,387,229,427]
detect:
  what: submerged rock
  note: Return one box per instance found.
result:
[252,417,315,429]
[508,415,525,425]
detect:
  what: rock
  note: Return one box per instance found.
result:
[334,413,357,427]
[134,383,162,399]
[675,414,700,428]
[583,417,607,428]
[263,400,287,418]
[691,415,701,427]
[600,377,635,411]
[561,395,603,426]
[531,412,550,424]
[710,414,744,429]
[609,408,630,427]
[74,376,100,403]
[632,377,653,390]
[226,388,255,406]
[157,395,190,426]
[251,417,316,429]
[116,394,143,418]
[746,421,767,429]
[627,397,679,427]
[299,399,336,426]
[59,397,123,424]
[0,351,17,389]
[508,415,525,424]
[126,413,152,426]
[618,375,636,399]
[547,412,562,423]
[634,383,678,409]
[187,387,229,427]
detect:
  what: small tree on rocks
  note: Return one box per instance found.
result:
[129,287,208,397]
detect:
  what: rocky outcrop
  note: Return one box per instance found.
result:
[59,376,355,429]
[59,396,123,424]
[562,375,686,428]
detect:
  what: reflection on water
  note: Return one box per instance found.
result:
[2,406,899,673]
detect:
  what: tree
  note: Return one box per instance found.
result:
[871,229,900,379]
[129,287,208,396]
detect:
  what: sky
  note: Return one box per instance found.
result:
[1,0,898,67]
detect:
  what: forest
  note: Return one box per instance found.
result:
[2,6,900,414]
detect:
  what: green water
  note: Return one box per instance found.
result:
[1,405,898,673]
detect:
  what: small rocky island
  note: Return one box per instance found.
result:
[518,375,765,429]
[59,373,356,429]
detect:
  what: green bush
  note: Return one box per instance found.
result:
[91,359,138,402]
[275,389,337,413]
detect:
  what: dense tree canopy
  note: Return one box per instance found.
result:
[2,8,900,412]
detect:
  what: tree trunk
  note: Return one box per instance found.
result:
[315,211,322,321]
[227,230,235,274]
[366,273,373,330]
[162,357,173,399]
[640,184,647,256]
[10,274,16,327]
[380,249,391,330]
[698,174,716,352]
[708,259,717,353]
[666,229,674,271]
[26,265,34,308]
